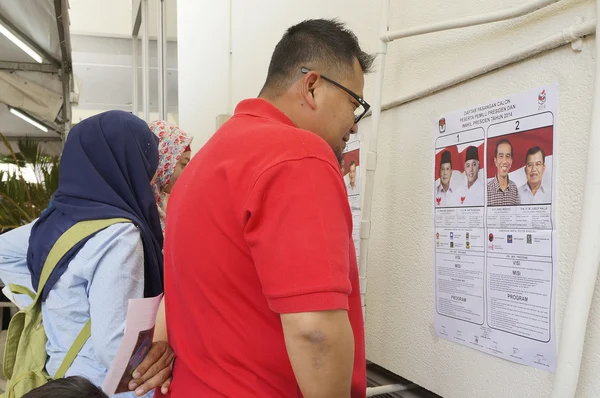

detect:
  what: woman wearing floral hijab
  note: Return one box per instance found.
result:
[148,121,192,370]
[149,121,193,233]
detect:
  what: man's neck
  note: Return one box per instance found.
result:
[442,183,450,192]
[497,174,509,190]
[260,94,300,127]
[528,182,542,195]
[350,181,356,189]
[467,179,477,189]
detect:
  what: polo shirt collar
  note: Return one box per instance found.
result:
[494,175,513,191]
[437,183,453,194]
[234,98,297,128]
[524,183,546,194]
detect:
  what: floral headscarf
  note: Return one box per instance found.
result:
[149,120,193,232]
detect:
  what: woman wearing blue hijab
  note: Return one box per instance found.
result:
[0,111,173,397]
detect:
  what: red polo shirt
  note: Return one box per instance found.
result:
[162,98,366,397]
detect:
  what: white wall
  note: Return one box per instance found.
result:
[69,0,178,39]
[71,35,179,118]
[177,1,232,147]
[177,0,600,397]
[177,0,380,147]
[68,0,132,38]
[68,2,180,126]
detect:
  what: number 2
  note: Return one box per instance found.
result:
[515,121,520,130]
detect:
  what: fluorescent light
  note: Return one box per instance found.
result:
[9,108,49,133]
[0,22,43,63]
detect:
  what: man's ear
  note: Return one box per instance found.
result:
[300,72,319,110]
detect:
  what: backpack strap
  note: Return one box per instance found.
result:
[35,218,132,379]
[9,283,35,301]
[36,218,132,298]
[54,319,91,379]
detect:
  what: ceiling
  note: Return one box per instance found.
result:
[0,0,62,62]
[0,0,69,146]
[0,34,37,63]
[1,0,180,144]
[68,0,178,40]
[0,103,61,139]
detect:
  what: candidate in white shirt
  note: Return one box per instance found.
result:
[346,160,360,196]
[518,146,552,204]
[460,145,485,206]
[435,150,460,207]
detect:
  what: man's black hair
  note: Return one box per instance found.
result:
[349,160,357,167]
[525,146,545,164]
[260,19,375,97]
[495,138,513,157]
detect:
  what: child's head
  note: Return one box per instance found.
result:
[23,376,108,398]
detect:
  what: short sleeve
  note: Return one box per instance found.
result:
[244,157,352,314]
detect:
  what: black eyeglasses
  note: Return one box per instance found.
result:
[301,67,370,124]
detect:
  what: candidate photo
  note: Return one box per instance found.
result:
[435,143,484,207]
[518,146,551,204]
[434,149,462,207]
[486,126,553,206]
[341,150,360,197]
[487,138,520,206]
[459,144,485,206]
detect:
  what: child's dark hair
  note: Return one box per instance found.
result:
[22,376,108,398]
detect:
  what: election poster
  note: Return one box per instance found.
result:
[343,137,361,262]
[433,84,557,371]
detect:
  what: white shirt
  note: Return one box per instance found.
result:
[518,183,552,204]
[460,176,485,206]
[435,183,459,207]
[347,181,360,196]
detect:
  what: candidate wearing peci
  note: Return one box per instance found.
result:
[460,145,484,206]
[518,146,551,204]
[435,150,458,207]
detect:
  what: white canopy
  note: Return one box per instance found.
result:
[0,0,71,154]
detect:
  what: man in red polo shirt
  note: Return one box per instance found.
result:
[163,18,374,398]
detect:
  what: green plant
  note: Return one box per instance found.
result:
[0,133,60,232]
